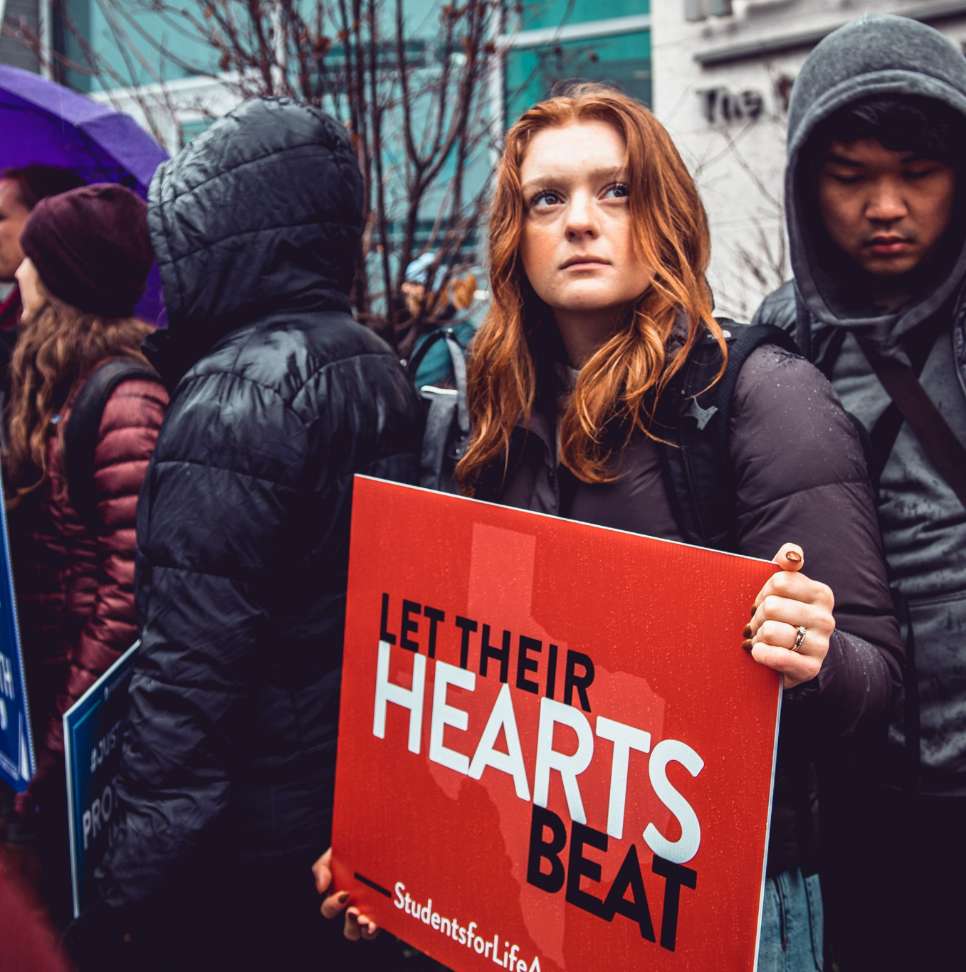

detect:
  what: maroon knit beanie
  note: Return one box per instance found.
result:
[20,183,152,318]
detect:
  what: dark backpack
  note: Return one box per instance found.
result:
[64,358,160,528]
[410,318,798,546]
[655,320,799,551]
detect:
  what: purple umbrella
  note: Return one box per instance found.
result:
[0,65,168,322]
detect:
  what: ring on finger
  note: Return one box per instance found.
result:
[791,625,807,653]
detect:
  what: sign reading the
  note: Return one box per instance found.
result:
[64,640,139,919]
[698,75,794,125]
[332,477,782,971]
[0,468,34,792]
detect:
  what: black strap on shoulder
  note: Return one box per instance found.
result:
[406,325,446,382]
[657,320,798,551]
[815,329,847,380]
[793,287,813,360]
[861,315,947,488]
[791,294,954,495]
[65,358,160,527]
[792,289,847,379]
[856,334,966,509]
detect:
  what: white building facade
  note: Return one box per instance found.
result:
[651,0,966,319]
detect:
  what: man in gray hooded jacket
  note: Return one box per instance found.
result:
[755,14,966,969]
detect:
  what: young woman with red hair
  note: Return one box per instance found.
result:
[319,84,902,969]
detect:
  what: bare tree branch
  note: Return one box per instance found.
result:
[10,0,521,348]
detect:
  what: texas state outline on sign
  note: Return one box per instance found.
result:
[422,522,669,969]
[332,477,781,972]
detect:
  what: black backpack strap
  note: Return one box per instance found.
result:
[658,320,799,551]
[443,330,470,438]
[65,358,160,527]
[793,287,813,360]
[860,314,950,491]
[791,287,850,380]
[856,334,966,509]
[406,326,446,382]
[407,327,471,491]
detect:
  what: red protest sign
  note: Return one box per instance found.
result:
[332,476,781,972]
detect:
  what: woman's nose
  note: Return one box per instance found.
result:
[564,194,599,240]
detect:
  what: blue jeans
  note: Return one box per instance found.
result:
[758,869,823,971]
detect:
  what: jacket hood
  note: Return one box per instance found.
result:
[786,14,966,338]
[145,97,363,382]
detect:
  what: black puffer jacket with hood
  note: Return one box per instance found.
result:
[755,14,966,796]
[95,98,422,911]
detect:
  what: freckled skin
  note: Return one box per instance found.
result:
[519,120,654,366]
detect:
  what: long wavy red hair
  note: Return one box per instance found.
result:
[456,83,725,489]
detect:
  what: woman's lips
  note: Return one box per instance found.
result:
[561,259,610,270]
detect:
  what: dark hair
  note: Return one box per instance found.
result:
[811,95,965,162]
[0,164,86,211]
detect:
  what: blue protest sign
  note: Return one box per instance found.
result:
[0,467,34,792]
[63,640,139,919]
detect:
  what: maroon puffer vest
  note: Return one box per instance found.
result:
[7,367,168,804]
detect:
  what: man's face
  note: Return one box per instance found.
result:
[817,139,956,280]
[0,179,30,282]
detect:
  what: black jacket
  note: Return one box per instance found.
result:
[96,99,422,913]
[480,342,902,875]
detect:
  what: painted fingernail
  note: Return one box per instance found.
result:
[750,606,757,618]
[337,891,349,904]
[785,551,801,563]
[741,639,753,652]
[743,625,753,639]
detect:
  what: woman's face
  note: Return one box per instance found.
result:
[519,120,654,325]
[15,258,44,322]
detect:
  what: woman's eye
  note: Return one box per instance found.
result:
[603,182,630,199]
[828,172,862,185]
[906,167,939,181]
[530,190,562,209]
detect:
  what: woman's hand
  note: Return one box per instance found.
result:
[312,848,380,941]
[744,543,835,688]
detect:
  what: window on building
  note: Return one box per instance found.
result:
[505,29,652,125]
[56,0,216,93]
[519,1,650,32]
